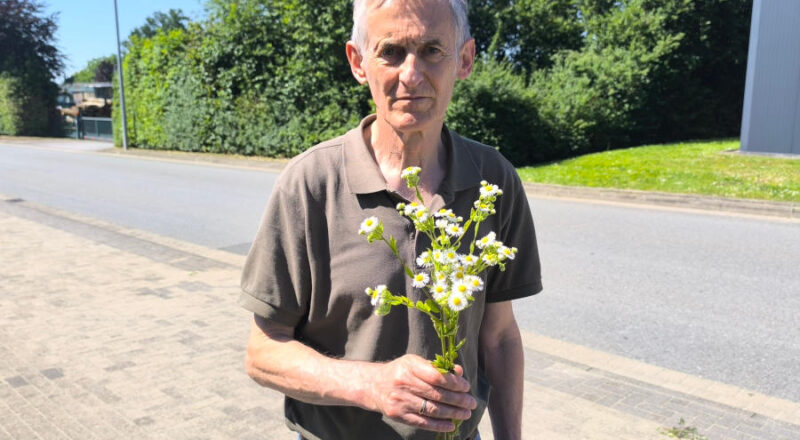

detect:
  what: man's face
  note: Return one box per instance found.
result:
[347,0,475,133]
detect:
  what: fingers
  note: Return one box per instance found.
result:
[418,397,472,421]
[406,355,471,394]
[372,355,477,433]
[404,357,476,410]
[390,398,469,433]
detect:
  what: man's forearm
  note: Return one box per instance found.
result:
[479,301,525,440]
[485,328,524,439]
[245,318,376,409]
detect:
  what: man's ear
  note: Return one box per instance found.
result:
[457,38,476,80]
[346,41,368,85]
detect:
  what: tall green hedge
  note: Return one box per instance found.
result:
[0,72,60,136]
[115,0,368,157]
[115,0,751,165]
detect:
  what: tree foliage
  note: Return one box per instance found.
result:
[128,8,189,42]
[0,0,63,135]
[116,0,752,165]
[68,55,117,83]
[116,0,367,155]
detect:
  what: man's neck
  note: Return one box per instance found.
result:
[365,118,447,204]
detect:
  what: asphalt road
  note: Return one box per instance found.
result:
[2,140,799,404]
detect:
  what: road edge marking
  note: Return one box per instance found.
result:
[520,330,800,426]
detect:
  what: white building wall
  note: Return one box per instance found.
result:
[740,0,800,155]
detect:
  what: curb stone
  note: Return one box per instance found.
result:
[522,182,800,220]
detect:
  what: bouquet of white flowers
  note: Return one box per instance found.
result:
[358,167,517,440]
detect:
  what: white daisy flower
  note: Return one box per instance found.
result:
[432,250,445,264]
[358,217,379,235]
[479,182,502,198]
[412,272,429,288]
[435,219,450,229]
[451,268,466,283]
[452,280,471,296]
[482,253,499,266]
[414,209,429,222]
[434,272,447,283]
[461,254,478,266]
[476,231,497,249]
[448,291,468,312]
[445,224,464,237]
[474,201,494,214]
[431,282,448,301]
[443,250,460,265]
[416,251,432,267]
[404,202,420,216]
[369,284,389,306]
[466,276,484,291]
[434,208,453,218]
[499,246,518,260]
[400,167,422,179]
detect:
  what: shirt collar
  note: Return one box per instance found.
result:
[344,115,483,195]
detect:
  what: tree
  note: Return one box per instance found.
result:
[67,55,117,83]
[128,9,189,42]
[631,0,752,143]
[0,0,63,135]
[478,0,584,73]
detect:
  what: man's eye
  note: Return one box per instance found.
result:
[381,46,402,59]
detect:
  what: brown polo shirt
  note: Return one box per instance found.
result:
[239,115,542,440]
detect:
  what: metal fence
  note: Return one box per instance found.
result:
[63,116,113,142]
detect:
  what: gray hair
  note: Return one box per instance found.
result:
[351,0,471,52]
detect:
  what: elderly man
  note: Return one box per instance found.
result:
[239,0,542,439]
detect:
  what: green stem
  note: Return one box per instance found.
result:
[468,221,481,256]
[381,236,414,278]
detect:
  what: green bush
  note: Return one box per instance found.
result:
[116,0,366,155]
[526,0,682,161]
[0,72,60,136]
[0,74,24,135]
[447,58,549,165]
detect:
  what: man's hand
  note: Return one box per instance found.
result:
[246,316,476,432]
[366,354,477,433]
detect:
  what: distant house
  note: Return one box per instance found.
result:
[59,82,113,118]
[62,82,113,105]
[740,0,800,155]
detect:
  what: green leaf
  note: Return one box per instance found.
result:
[424,299,440,314]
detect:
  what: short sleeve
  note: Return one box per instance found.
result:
[239,183,311,327]
[484,170,543,302]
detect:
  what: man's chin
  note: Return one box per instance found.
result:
[383,111,441,133]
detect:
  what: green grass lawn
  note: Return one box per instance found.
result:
[516,139,800,203]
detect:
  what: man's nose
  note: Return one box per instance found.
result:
[398,53,424,88]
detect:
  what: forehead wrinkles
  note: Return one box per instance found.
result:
[364,0,454,51]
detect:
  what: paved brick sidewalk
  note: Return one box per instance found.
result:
[1,197,799,439]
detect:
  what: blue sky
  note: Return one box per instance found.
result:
[43,0,207,79]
